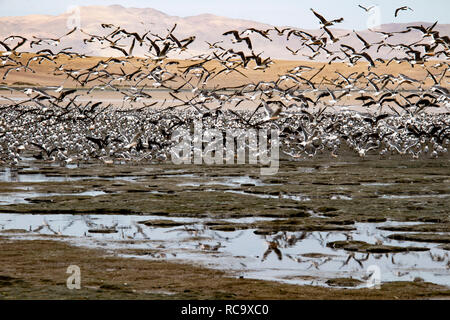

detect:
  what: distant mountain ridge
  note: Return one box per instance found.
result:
[0,5,448,60]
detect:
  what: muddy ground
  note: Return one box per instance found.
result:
[1,158,449,225]
[1,238,449,300]
[0,156,449,299]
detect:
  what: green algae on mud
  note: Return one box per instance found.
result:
[326,278,364,287]
[0,157,449,298]
[0,158,449,235]
[326,240,430,253]
[387,233,450,244]
[1,238,450,300]
[138,219,191,227]
[378,224,450,233]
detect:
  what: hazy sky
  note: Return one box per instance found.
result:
[0,0,449,30]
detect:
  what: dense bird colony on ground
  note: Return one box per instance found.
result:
[0,7,448,165]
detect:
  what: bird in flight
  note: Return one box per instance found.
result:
[310,8,344,27]
[222,30,253,50]
[395,6,413,17]
[358,4,376,12]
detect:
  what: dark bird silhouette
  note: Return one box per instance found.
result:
[223,30,253,50]
[358,4,375,12]
[395,6,413,17]
[310,8,344,27]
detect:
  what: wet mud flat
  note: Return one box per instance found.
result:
[1,239,449,300]
[0,156,449,298]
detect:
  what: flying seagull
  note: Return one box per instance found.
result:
[310,8,344,27]
[395,6,413,17]
[358,4,376,12]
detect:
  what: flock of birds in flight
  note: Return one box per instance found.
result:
[0,5,449,165]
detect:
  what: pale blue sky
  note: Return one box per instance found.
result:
[0,0,449,30]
